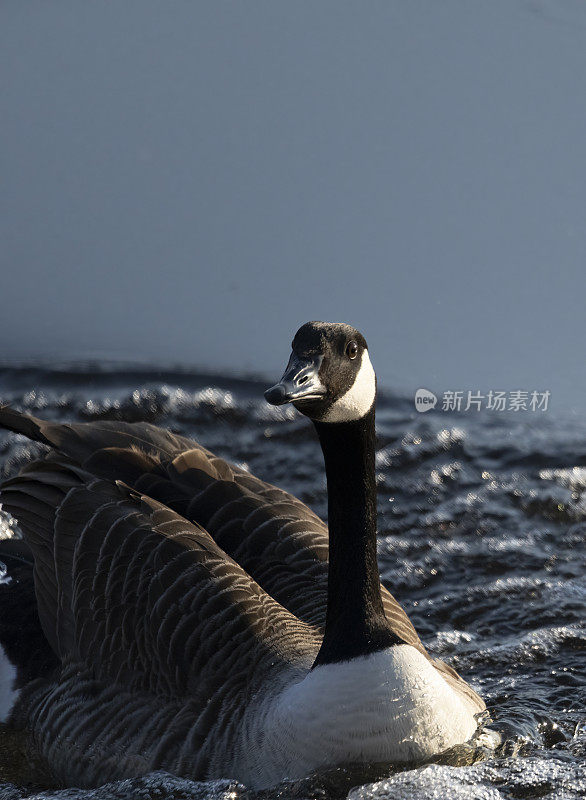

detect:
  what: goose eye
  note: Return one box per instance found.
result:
[346,341,358,359]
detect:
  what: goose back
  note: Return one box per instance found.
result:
[0,410,422,645]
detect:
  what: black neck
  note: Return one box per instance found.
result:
[312,405,401,667]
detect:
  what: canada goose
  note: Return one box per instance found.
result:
[0,321,490,790]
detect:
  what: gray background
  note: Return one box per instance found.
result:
[2,1,586,409]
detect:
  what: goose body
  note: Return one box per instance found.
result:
[0,322,489,789]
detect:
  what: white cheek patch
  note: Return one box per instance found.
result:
[0,642,19,723]
[322,350,376,423]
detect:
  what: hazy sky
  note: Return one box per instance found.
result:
[2,1,586,409]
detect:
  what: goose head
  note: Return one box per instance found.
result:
[265,321,376,423]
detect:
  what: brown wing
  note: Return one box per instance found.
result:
[1,460,321,784]
[0,407,423,650]
[0,460,317,683]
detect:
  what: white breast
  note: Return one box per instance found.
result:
[0,643,19,723]
[235,644,481,789]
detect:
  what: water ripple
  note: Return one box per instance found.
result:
[0,365,584,799]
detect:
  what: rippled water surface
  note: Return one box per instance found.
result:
[0,365,584,800]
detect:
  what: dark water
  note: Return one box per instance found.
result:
[0,365,584,800]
